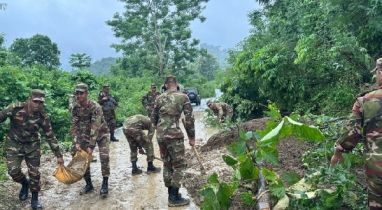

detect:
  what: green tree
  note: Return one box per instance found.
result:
[197,52,220,81]
[106,0,209,78]
[9,34,61,70]
[0,3,6,10]
[88,57,116,75]
[69,53,92,71]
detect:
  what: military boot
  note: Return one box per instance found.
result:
[19,179,29,201]
[80,177,94,195]
[110,133,119,142]
[167,186,181,201]
[31,191,42,210]
[168,187,190,207]
[132,161,142,175]
[100,177,108,197]
[147,161,161,174]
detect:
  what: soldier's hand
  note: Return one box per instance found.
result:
[102,97,107,101]
[330,148,344,168]
[75,143,81,151]
[189,138,195,146]
[151,123,156,129]
[57,157,64,165]
[87,147,94,155]
[139,148,145,154]
[146,106,150,109]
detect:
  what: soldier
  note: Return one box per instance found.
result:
[98,84,121,142]
[331,58,382,209]
[141,84,161,118]
[206,100,233,123]
[151,75,195,207]
[122,114,161,175]
[71,83,110,196]
[1,89,64,210]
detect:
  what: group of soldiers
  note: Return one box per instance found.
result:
[2,75,234,209]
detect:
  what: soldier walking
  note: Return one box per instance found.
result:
[122,114,161,175]
[151,75,195,207]
[71,83,110,196]
[98,84,121,142]
[1,89,64,210]
[206,100,233,123]
[141,84,160,118]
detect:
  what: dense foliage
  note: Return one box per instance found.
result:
[219,0,382,120]
[88,57,116,76]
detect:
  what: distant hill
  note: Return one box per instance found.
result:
[88,57,116,75]
[200,43,229,69]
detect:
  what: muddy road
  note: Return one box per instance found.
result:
[0,107,218,210]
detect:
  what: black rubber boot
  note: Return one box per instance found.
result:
[132,161,142,175]
[110,133,119,142]
[168,187,190,207]
[100,177,108,197]
[147,161,161,174]
[80,177,94,195]
[19,179,29,201]
[31,191,42,210]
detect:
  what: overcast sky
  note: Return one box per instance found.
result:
[0,0,260,71]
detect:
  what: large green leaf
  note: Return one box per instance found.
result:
[281,171,301,185]
[227,140,247,157]
[207,173,220,184]
[245,131,253,140]
[241,192,255,206]
[217,183,235,210]
[262,167,278,182]
[257,146,279,165]
[239,129,246,140]
[200,187,220,210]
[239,157,260,180]
[269,179,286,199]
[286,117,325,141]
[259,119,284,145]
[222,155,238,166]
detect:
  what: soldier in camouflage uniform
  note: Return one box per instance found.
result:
[331,58,382,210]
[1,89,64,210]
[151,75,195,207]
[122,114,161,175]
[71,83,110,196]
[98,84,121,142]
[206,100,233,123]
[141,84,161,118]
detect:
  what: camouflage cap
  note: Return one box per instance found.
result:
[165,75,177,84]
[103,84,109,87]
[76,82,88,92]
[206,100,212,106]
[31,89,45,101]
[370,58,382,73]
[151,83,156,88]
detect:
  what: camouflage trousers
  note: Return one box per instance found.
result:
[365,169,382,209]
[123,127,154,162]
[146,108,154,119]
[6,139,41,192]
[75,137,110,179]
[157,137,185,188]
[103,110,116,133]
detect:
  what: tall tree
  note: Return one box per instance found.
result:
[197,52,220,81]
[9,34,61,70]
[106,0,209,78]
[0,3,6,10]
[69,53,92,71]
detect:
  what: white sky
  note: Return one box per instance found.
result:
[0,0,260,70]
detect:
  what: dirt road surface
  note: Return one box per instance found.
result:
[0,109,217,210]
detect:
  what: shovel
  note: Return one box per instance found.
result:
[182,119,206,174]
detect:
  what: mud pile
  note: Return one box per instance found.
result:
[182,117,315,210]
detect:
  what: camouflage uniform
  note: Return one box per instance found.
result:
[1,92,62,192]
[122,114,155,162]
[98,87,119,134]
[151,78,195,188]
[71,99,110,179]
[334,58,382,209]
[141,84,161,118]
[68,91,76,113]
[208,101,233,121]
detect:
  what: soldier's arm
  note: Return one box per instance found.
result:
[150,97,160,126]
[109,96,119,106]
[70,108,80,144]
[183,96,195,138]
[98,93,104,105]
[335,100,363,152]
[217,104,224,120]
[89,104,103,148]
[143,116,155,140]
[141,93,148,107]
[0,103,14,122]
[41,113,63,158]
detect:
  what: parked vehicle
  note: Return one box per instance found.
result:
[184,87,201,105]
